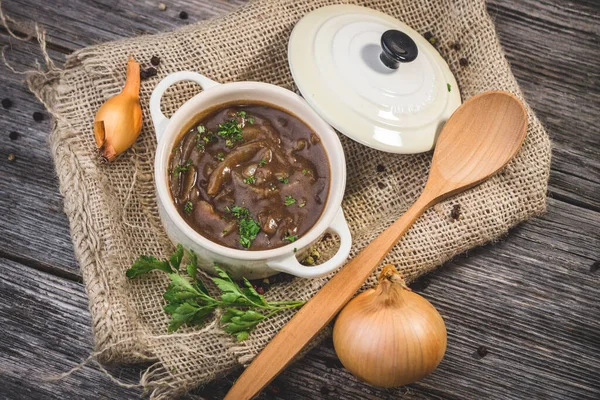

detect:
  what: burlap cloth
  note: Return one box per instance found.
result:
[25,0,551,397]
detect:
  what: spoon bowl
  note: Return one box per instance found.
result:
[224,90,528,400]
[426,91,528,200]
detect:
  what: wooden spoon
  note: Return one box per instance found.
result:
[224,90,528,400]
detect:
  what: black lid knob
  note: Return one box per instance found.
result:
[379,30,418,69]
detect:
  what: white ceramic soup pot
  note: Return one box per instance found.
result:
[150,71,352,280]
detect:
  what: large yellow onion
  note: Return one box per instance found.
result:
[333,264,447,387]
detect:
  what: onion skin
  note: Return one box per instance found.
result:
[93,56,142,162]
[333,265,447,388]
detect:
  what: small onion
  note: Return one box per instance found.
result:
[93,56,142,162]
[333,264,447,387]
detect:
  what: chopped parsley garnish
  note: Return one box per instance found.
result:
[302,169,309,175]
[216,152,225,162]
[173,160,193,176]
[244,176,256,184]
[196,141,205,151]
[284,195,296,206]
[226,205,261,248]
[239,218,261,249]
[258,159,267,167]
[284,235,298,243]
[184,201,193,215]
[278,176,289,184]
[447,83,451,92]
[226,205,249,219]
[197,125,206,134]
[247,117,255,124]
[299,202,306,208]
[237,111,247,117]
[218,119,244,147]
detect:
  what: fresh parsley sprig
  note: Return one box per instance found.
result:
[126,244,304,341]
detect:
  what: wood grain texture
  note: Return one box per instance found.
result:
[0,0,598,399]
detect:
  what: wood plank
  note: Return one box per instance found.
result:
[1,0,247,50]
[487,0,600,210]
[0,257,143,399]
[0,34,78,275]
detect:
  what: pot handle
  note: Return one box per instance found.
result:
[266,208,352,279]
[149,71,220,143]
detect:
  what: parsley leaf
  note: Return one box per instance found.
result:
[126,255,173,278]
[216,152,225,162]
[278,176,289,184]
[197,125,206,134]
[217,119,244,146]
[126,247,305,340]
[239,217,261,248]
[173,160,193,176]
[227,205,261,248]
[184,201,193,214]
[258,158,267,167]
[447,83,451,92]
[169,244,184,271]
[284,195,296,206]
[284,235,298,243]
[227,205,250,219]
[243,176,256,184]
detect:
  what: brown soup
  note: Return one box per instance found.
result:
[168,103,330,251]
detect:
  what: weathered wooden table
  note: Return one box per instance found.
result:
[0,0,598,399]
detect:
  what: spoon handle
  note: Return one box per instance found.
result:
[224,194,435,400]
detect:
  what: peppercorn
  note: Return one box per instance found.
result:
[459,57,469,67]
[140,69,149,80]
[422,31,437,45]
[410,277,430,292]
[9,131,19,140]
[7,153,16,162]
[179,11,188,19]
[477,345,488,358]
[376,164,385,173]
[320,386,332,395]
[33,111,45,122]
[267,385,280,394]
[377,181,386,189]
[2,98,13,109]
[150,56,161,66]
[450,204,461,220]
[146,67,157,77]
[450,42,461,51]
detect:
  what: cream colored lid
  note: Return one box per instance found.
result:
[288,5,461,153]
